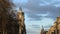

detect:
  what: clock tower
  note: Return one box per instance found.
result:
[17,7,26,34]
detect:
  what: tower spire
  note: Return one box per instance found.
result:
[19,6,22,11]
[40,25,44,34]
[42,25,44,30]
[41,25,44,31]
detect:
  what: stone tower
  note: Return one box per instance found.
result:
[17,7,26,34]
[40,26,44,34]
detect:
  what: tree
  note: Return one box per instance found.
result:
[0,0,13,34]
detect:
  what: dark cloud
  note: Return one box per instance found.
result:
[13,0,60,21]
[22,0,60,21]
[27,14,42,21]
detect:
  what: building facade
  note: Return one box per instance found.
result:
[47,17,60,34]
[41,17,60,34]
[0,7,26,34]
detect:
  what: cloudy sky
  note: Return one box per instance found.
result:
[12,0,60,34]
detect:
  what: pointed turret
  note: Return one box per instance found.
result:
[40,25,44,34]
[19,6,22,11]
[18,6,24,16]
[42,25,44,30]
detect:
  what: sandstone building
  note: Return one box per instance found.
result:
[17,7,26,34]
[40,17,60,34]
[0,7,26,34]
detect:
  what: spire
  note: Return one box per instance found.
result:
[41,25,44,31]
[42,25,44,30]
[40,25,44,34]
[19,6,22,11]
[42,25,43,29]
